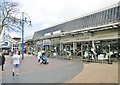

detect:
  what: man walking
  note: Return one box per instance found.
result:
[11,51,21,76]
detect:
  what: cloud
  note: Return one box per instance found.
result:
[11,0,120,38]
[41,23,51,29]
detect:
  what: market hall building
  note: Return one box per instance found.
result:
[30,4,120,58]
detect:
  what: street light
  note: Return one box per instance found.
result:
[14,12,31,60]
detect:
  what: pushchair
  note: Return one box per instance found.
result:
[40,56,49,64]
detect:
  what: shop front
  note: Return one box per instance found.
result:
[60,29,119,59]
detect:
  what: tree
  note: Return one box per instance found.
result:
[0,0,21,35]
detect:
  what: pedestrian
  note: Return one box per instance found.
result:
[37,50,42,64]
[1,53,6,71]
[0,54,2,66]
[11,51,21,76]
[91,47,97,60]
[11,51,14,57]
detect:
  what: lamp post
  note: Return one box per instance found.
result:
[14,12,31,60]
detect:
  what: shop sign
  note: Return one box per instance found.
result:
[51,38,60,44]
[36,41,42,44]
[61,30,118,43]
[76,36,90,40]
[1,41,10,47]
[61,36,91,43]
[4,42,8,46]
[94,31,118,40]
[43,39,51,45]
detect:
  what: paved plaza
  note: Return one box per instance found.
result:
[66,62,118,83]
[0,54,119,84]
[1,55,84,83]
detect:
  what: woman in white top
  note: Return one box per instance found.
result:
[37,50,42,64]
[11,51,21,76]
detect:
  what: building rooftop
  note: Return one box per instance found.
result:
[33,3,120,40]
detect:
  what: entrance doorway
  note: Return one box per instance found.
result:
[81,44,89,57]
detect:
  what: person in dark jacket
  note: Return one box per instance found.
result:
[2,53,5,71]
[0,55,2,65]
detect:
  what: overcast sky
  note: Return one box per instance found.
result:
[9,0,120,39]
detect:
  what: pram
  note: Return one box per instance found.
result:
[40,56,49,64]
